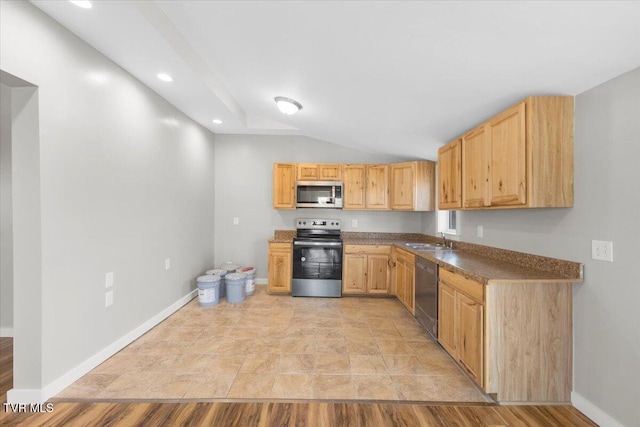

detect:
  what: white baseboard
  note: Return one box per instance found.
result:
[6,290,197,404]
[572,391,623,427]
[0,327,14,337]
[255,277,267,285]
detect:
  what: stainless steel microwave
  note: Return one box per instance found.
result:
[296,181,343,209]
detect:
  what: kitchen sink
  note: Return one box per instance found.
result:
[403,242,451,251]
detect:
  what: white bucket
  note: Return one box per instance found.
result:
[225,272,246,304]
[206,268,227,298]
[196,275,220,307]
[237,266,256,296]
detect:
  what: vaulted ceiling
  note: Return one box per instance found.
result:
[31,1,640,160]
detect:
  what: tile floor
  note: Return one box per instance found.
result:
[56,286,490,402]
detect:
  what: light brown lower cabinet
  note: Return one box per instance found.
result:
[394,248,415,314]
[438,271,484,387]
[267,242,292,294]
[438,268,573,403]
[343,245,391,295]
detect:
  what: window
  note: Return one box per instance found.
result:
[437,210,459,235]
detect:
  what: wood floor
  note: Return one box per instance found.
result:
[0,337,598,426]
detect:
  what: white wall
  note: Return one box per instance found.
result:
[1,0,216,392]
[213,134,427,276]
[454,68,640,427]
[0,83,13,335]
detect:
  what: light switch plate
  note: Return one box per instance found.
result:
[477,225,483,238]
[105,291,113,307]
[105,272,114,289]
[233,217,239,225]
[592,240,613,262]
[352,219,358,227]
[165,258,171,270]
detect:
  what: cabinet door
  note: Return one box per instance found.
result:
[396,258,406,304]
[268,243,292,294]
[273,163,296,209]
[366,165,390,210]
[457,292,484,387]
[462,126,490,208]
[343,165,366,210]
[405,261,415,315]
[319,164,343,181]
[367,254,390,294]
[296,163,319,180]
[438,281,457,357]
[343,254,367,294]
[390,163,415,210]
[438,139,462,210]
[489,102,526,207]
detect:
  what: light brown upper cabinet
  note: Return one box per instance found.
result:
[366,165,390,210]
[438,138,463,209]
[454,96,574,210]
[343,165,367,209]
[462,125,490,208]
[273,163,296,209]
[390,161,436,211]
[296,163,342,181]
[343,164,390,210]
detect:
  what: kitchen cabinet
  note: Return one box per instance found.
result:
[267,242,292,294]
[438,268,573,402]
[366,165,390,210]
[343,165,367,209]
[343,164,390,210]
[437,138,462,210]
[296,163,342,181]
[390,161,435,211]
[453,96,573,210]
[343,244,391,295]
[273,163,296,209]
[394,247,415,314]
[438,269,484,386]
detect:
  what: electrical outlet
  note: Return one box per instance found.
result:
[233,217,239,225]
[592,240,613,262]
[105,291,113,307]
[105,272,114,289]
[165,258,171,270]
[352,219,358,228]
[477,225,484,238]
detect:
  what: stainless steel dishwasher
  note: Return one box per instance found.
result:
[415,257,438,340]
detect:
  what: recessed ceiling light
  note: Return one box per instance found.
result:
[212,119,223,125]
[69,1,92,9]
[157,73,174,82]
[275,96,303,115]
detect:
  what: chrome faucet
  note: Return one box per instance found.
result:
[441,233,452,249]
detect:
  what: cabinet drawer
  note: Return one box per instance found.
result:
[344,244,391,255]
[439,269,484,303]
[270,242,292,251]
[394,248,415,262]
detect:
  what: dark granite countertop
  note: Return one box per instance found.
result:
[270,230,583,285]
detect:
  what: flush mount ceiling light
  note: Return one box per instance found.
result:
[69,1,92,9]
[274,96,303,115]
[212,119,223,125]
[157,73,174,82]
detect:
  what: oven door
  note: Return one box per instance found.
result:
[292,239,343,297]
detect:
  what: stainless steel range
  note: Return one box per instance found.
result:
[292,218,343,297]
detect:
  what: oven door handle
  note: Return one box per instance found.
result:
[293,241,343,247]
